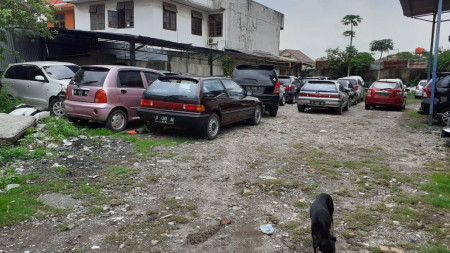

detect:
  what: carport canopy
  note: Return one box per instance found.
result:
[400,0,450,19]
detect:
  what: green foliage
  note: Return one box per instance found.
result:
[321,47,348,78]
[422,173,450,208]
[370,39,394,58]
[44,117,80,139]
[222,54,232,76]
[437,50,450,72]
[0,0,56,61]
[351,52,374,76]
[0,143,48,164]
[387,51,420,60]
[0,87,25,113]
[0,168,21,188]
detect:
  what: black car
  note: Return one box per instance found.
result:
[278,75,301,104]
[419,72,450,125]
[137,76,263,140]
[337,79,357,106]
[231,65,281,117]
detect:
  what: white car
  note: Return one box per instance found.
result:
[1,61,80,116]
[338,76,365,103]
[414,79,428,98]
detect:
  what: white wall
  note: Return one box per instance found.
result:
[72,0,283,55]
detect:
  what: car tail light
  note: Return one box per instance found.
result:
[354,85,359,89]
[367,89,372,94]
[94,89,107,103]
[285,87,292,91]
[423,84,430,98]
[328,94,339,98]
[65,88,69,99]
[416,85,419,90]
[140,99,205,112]
[299,92,307,97]
[273,80,280,94]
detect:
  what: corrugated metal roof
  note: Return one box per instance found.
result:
[400,0,450,17]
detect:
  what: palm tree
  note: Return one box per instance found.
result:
[370,39,394,79]
[342,15,362,76]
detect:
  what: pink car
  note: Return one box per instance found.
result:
[64,65,163,131]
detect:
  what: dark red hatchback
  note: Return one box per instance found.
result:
[137,76,263,140]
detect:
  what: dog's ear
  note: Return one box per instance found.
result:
[331,235,337,242]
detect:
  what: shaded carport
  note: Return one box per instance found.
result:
[48,28,301,76]
[400,0,450,125]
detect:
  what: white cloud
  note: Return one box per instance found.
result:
[255,0,450,60]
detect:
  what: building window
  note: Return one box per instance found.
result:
[163,2,177,31]
[108,2,134,28]
[208,14,223,37]
[55,13,65,28]
[89,4,105,30]
[191,10,203,36]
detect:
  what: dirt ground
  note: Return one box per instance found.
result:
[0,100,449,253]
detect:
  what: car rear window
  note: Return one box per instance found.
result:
[231,69,276,81]
[302,82,337,92]
[70,67,109,87]
[145,78,199,101]
[372,82,400,89]
[43,65,80,80]
[279,78,291,84]
[339,79,357,86]
[419,81,428,86]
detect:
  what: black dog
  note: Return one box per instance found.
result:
[309,193,336,253]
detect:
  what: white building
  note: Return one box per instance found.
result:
[63,0,284,56]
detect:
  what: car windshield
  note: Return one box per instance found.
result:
[279,78,290,84]
[146,79,198,100]
[339,79,357,86]
[372,82,400,89]
[70,67,109,87]
[43,65,80,80]
[302,82,337,92]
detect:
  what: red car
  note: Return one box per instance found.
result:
[365,80,406,110]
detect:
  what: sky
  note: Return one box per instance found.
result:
[255,0,450,60]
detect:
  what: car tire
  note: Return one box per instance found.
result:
[105,109,127,132]
[365,104,370,110]
[49,98,65,116]
[297,105,305,112]
[268,105,278,117]
[344,101,349,111]
[402,101,406,109]
[202,113,220,140]
[335,104,343,115]
[290,94,296,104]
[248,105,262,125]
[438,108,450,126]
[279,95,286,106]
[353,97,357,106]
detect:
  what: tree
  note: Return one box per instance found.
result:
[321,47,351,79]
[0,0,56,62]
[341,14,362,76]
[387,51,419,60]
[350,52,374,76]
[370,39,394,79]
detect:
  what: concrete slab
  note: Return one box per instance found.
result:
[0,113,36,143]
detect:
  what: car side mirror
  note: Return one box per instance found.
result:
[35,75,45,82]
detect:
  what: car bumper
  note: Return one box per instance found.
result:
[253,94,279,107]
[64,100,112,122]
[137,108,209,128]
[415,90,423,97]
[297,98,340,108]
[284,91,296,100]
[365,97,402,107]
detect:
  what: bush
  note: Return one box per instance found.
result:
[0,86,24,113]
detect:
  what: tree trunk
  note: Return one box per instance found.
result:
[377,52,383,80]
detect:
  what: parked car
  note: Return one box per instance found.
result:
[297,80,350,115]
[301,76,329,86]
[231,65,280,117]
[338,79,357,106]
[365,80,407,111]
[379,78,409,103]
[64,65,164,131]
[0,61,80,116]
[415,79,428,98]
[278,75,300,104]
[278,85,286,106]
[137,76,263,140]
[419,72,450,125]
[338,76,365,103]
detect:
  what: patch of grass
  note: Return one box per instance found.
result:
[122,136,192,153]
[168,215,189,224]
[409,123,428,129]
[72,181,100,199]
[345,206,378,231]
[106,166,131,177]
[422,248,450,253]
[0,168,23,188]
[293,201,309,209]
[53,167,68,176]
[44,117,80,139]
[192,174,206,180]
[390,206,422,223]
[0,87,25,113]
[59,222,69,231]
[147,174,161,183]
[161,153,178,159]
[410,111,427,118]
[181,155,196,160]
[0,190,44,226]
[257,179,306,197]
[186,203,197,210]
[422,173,450,209]
[86,206,103,215]
[0,143,48,164]
[280,221,302,230]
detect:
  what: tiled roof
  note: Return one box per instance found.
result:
[279,49,314,64]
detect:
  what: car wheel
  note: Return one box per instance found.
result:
[202,113,220,140]
[279,95,286,106]
[297,105,305,112]
[365,104,370,110]
[344,101,349,111]
[248,105,262,125]
[290,94,296,104]
[49,98,65,116]
[105,109,127,132]
[402,100,406,109]
[353,97,357,106]
[438,108,450,126]
[335,104,343,115]
[269,105,278,117]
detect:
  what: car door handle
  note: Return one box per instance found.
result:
[121,89,127,94]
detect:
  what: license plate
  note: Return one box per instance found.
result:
[155,115,175,125]
[310,100,324,105]
[246,86,265,95]
[73,89,89,96]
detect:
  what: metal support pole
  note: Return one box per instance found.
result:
[209,53,213,76]
[427,13,437,82]
[130,42,136,66]
[429,0,443,126]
